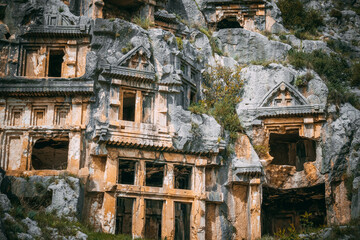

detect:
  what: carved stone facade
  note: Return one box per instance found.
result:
[0,0,353,240]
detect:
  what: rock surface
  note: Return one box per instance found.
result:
[214,28,291,64]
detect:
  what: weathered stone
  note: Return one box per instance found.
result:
[214,28,291,64]
[46,177,81,219]
[0,193,11,212]
[21,218,42,238]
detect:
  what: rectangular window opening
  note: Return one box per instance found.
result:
[48,49,64,77]
[174,165,192,190]
[118,160,136,185]
[175,202,191,240]
[269,132,317,171]
[115,197,134,235]
[190,89,196,106]
[122,91,136,121]
[145,199,163,240]
[145,162,164,187]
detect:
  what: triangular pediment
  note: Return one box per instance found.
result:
[116,45,154,72]
[258,82,308,107]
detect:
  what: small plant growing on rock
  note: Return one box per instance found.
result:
[121,43,134,54]
[176,37,183,51]
[132,16,153,30]
[188,64,243,142]
[253,144,269,159]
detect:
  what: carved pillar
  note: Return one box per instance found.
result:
[133,196,145,239]
[101,192,116,233]
[162,199,175,240]
[192,164,206,239]
[71,97,82,126]
[233,184,249,239]
[249,183,262,240]
[19,132,29,171]
[67,131,81,175]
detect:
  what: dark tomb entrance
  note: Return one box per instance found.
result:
[175,202,191,240]
[31,138,68,170]
[145,199,163,240]
[262,184,326,235]
[217,17,242,30]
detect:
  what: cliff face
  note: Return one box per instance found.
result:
[0,0,359,239]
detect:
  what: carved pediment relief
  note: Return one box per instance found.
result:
[259,82,308,108]
[117,46,154,72]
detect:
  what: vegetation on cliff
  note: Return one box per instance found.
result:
[189,64,243,142]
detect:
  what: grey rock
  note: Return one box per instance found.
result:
[166,0,206,26]
[322,104,360,181]
[46,177,80,219]
[168,105,223,153]
[9,175,52,199]
[214,28,291,64]
[17,233,34,240]
[0,193,11,212]
[21,218,42,237]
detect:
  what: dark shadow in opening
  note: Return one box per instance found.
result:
[116,197,134,235]
[145,199,163,240]
[31,139,68,170]
[261,184,326,235]
[217,17,242,30]
[269,132,316,171]
[48,50,64,77]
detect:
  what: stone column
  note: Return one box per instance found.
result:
[249,183,262,240]
[67,131,81,175]
[19,132,30,171]
[162,164,175,239]
[233,184,249,239]
[162,199,175,240]
[191,165,206,240]
[102,192,116,234]
[133,196,145,239]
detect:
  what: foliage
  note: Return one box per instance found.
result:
[277,0,324,39]
[327,39,352,56]
[295,72,313,87]
[274,224,299,240]
[253,145,269,159]
[287,49,360,109]
[188,64,243,142]
[121,43,134,54]
[351,63,360,87]
[330,9,342,20]
[176,37,183,51]
[132,16,152,30]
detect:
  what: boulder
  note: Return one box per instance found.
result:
[46,177,81,219]
[0,193,11,212]
[21,218,42,238]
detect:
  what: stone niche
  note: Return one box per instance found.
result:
[205,0,266,31]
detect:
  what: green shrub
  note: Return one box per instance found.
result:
[277,0,323,39]
[253,145,269,159]
[330,8,342,20]
[287,50,360,109]
[176,37,184,51]
[132,16,152,30]
[351,63,360,87]
[188,64,243,142]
